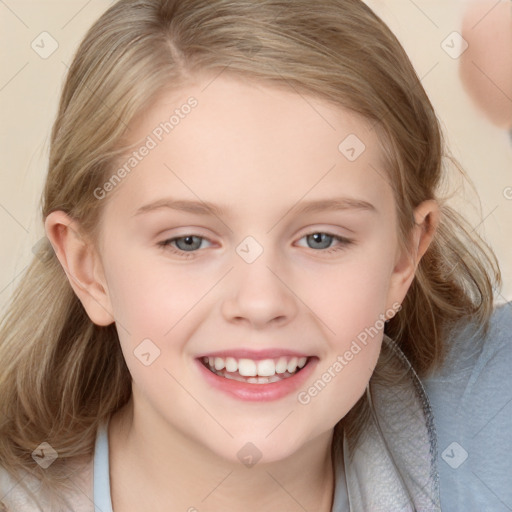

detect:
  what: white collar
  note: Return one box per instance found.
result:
[93,419,113,512]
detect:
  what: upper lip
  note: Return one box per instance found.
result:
[196,349,312,360]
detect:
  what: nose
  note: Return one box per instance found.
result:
[220,251,298,330]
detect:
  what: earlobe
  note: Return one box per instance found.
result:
[44,211,115,326]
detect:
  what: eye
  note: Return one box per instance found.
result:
[296,232,353,253]
[157,231,354,259]
[158,235,212,257]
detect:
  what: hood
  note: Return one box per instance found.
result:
[335,334,441,512]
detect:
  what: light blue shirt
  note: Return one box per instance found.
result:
[422,301,512,511]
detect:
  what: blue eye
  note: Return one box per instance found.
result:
[301,231,351,252]
[158,232,353,258]
[297,232,353,253]
[158,235,212,257]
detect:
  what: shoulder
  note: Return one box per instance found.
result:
[0,454,94,512]
[428,301,511,380]
[422,300,512,413]
[422,301,512,510]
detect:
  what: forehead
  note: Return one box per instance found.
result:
[104,73,393,222]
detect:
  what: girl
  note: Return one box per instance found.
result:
[0,0,508,510]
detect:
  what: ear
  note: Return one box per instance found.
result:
[386,200,440,311]
[44,211,114,326]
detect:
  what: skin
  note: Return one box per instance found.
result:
[459,0,512,129]
[45,73,438,512]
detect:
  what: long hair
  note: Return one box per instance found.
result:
[0,0,501,505]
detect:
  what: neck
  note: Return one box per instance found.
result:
[108,397,335,512]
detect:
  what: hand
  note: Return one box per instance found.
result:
[459,0,512,130]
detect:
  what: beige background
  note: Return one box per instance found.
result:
[1,0,511,316]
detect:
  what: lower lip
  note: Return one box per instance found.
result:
[195,358,318,402]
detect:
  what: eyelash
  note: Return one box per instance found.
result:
[157,232,354,259]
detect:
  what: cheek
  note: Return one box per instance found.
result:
[300,339,382,438]
[296,266,388,434]
[294,246,392,418]
[103,254,208,396]
[302,248,394,339]
[102,247,212,343]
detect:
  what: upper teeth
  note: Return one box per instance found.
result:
[204,356,308,377]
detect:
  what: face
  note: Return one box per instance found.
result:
[89,73,412,463]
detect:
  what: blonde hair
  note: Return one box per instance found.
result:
[0,0,501,506]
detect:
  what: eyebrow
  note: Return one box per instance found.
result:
[133,196,377,218]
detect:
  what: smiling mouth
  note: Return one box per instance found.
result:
[200,355,311,384]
